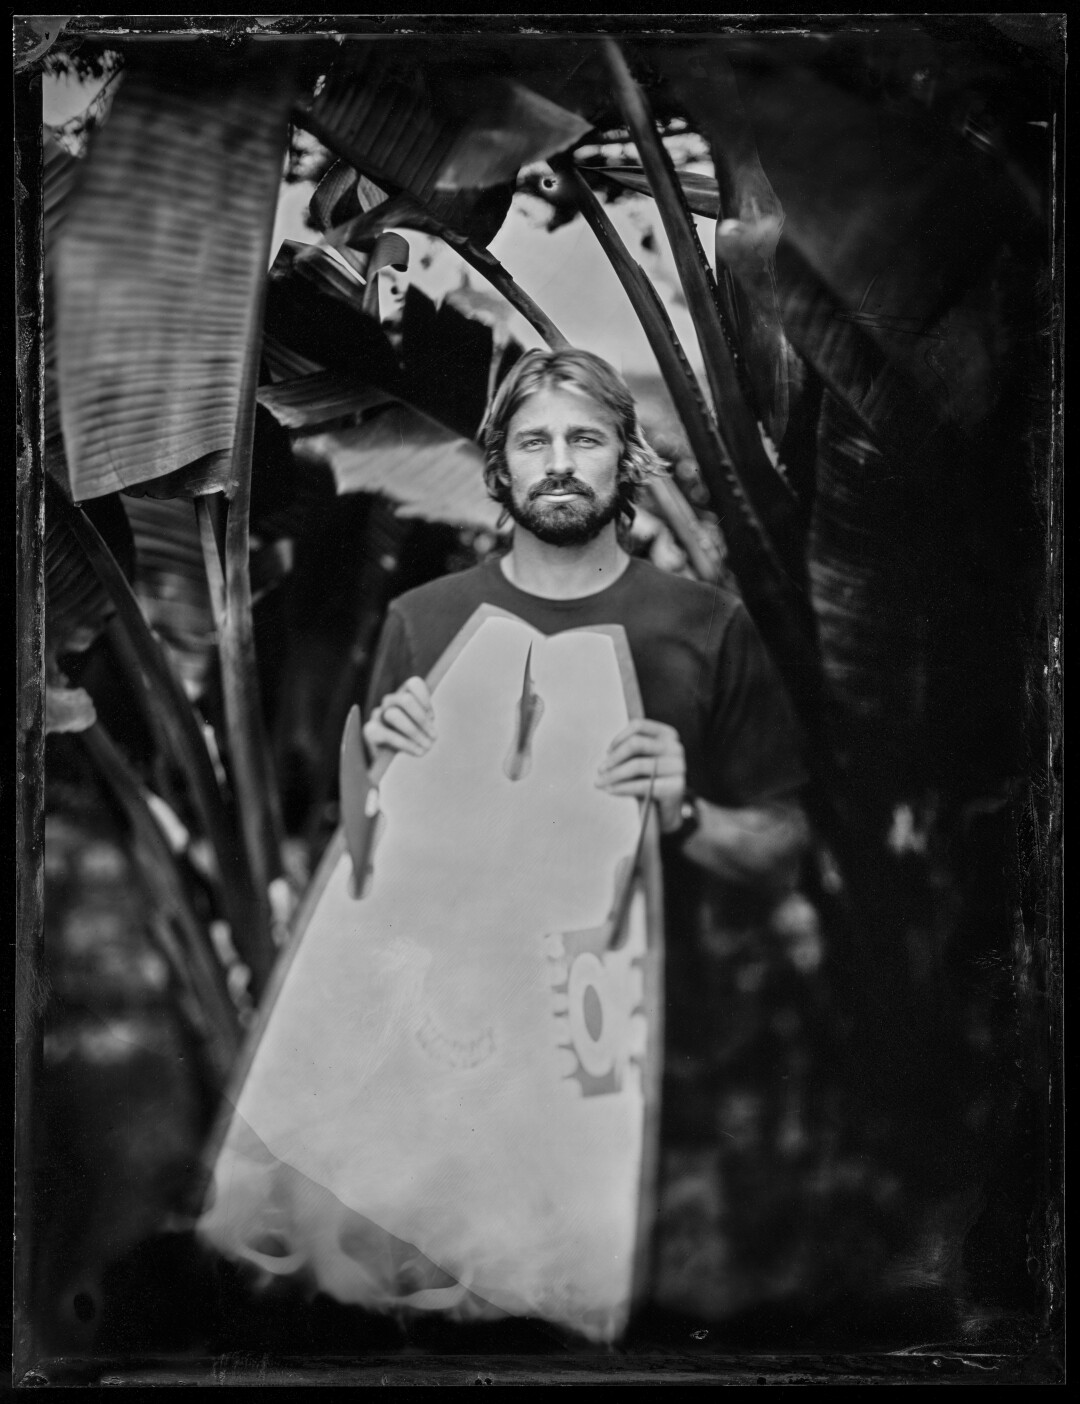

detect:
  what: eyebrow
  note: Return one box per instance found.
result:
[510,422,612,441]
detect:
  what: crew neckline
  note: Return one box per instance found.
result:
[489,554,640,610]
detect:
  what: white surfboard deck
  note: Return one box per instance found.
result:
[198,605,664,1343]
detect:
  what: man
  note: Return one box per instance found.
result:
[362,351,811,1318]
[363,347,808,894]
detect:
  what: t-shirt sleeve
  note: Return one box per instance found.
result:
[703,603,809,807]
[362,604,415,723]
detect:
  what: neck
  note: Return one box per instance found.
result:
[502,522,629,599]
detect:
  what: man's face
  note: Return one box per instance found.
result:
[502,385,623,546]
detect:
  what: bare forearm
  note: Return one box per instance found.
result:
[678,799,809,889]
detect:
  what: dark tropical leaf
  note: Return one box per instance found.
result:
[298,48,587,255]
[434,74,592,190]
[297,406,498,532]
[54,60,294,500]
[398,285,495,441]
[123,495,217,701]
[661,37,1041,433]
[287,236,369,306]
[260,248,514,486]
[45,492,135,661]
[43,135,82,468]
[43,130,82,255]
[50,484,272,993]
[305,51,588,197]
[585,164,963,469]
[263,242,405,392]
[298,105,568,350]
[44,490,135,735]
[256,373,396,431]
[80,721,241,1085]
[309,158,388,234]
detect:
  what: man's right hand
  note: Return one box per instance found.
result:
[362,676,436,759]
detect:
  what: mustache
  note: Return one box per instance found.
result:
[527,477,596,502]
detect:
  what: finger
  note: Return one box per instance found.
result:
[605,719,674,750]
[387,687,436,736]
[402,676,434,713]
[363,720,427,758]
[598,757,683,788]
[600,733,682,773]
[605,719,678,750]
[379,703,434,749]
[601,778,682,801]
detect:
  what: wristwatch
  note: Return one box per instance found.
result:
[667,790,701,845]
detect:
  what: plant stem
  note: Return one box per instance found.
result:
[215,87,293,962]
[448,240,571,351]
[642,473,720,583]
[194,495,227,636]
[601,41,802,531]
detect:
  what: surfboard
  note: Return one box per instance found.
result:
[197,603,665,1343]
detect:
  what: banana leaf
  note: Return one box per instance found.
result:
[263,241,406,393]
[43,134,80,470]
[294,57,572,348]
[296,406,498,532]
[122,495,217,702]
[44,493,136,735]
[258,244,518,528]
[50,483,271,992]
[660,36,1041,436]
[79,721,242,1087]
[45,494,134,663]
[397,285,496,441]
[257,374,397,431]
[584,164,961,470]
[54,59,295,501]
[302,49,587,204]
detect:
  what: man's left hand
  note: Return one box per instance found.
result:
[596,719,686,833]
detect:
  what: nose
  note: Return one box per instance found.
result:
[548,436,575,476]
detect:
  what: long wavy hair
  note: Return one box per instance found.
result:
[480,348,663,529]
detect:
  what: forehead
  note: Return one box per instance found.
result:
[507,383,618,433]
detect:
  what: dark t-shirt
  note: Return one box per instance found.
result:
[364,556,807,809]
[364,554,809,1149]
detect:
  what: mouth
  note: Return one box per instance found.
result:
[531,485,589,502]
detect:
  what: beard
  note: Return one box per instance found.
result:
[504,475,621,546]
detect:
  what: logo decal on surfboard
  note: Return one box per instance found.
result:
[548,923,646,1097]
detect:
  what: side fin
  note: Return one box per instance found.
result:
[340,704,381,900]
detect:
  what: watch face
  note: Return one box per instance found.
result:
[677,798,700,838]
